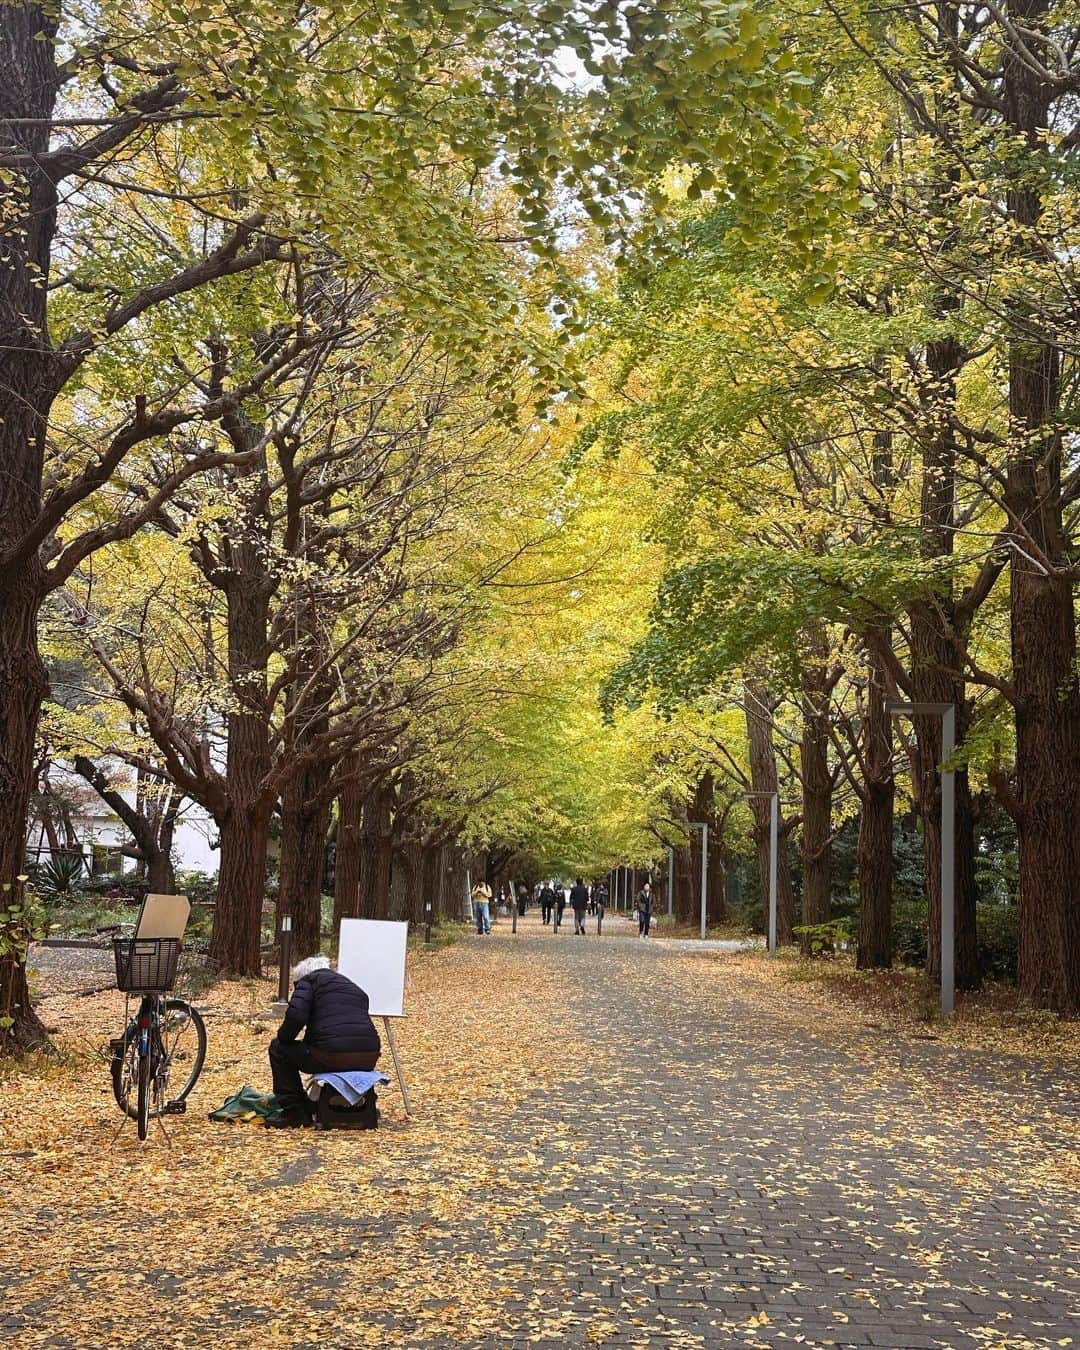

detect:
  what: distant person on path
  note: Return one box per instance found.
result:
[540,881,555,926]
[554,882,566,931]
[569,877,589,934]
[637,880,654,938]
[594,881,608,935]
[517,882,529,916]
[472,880,492,935]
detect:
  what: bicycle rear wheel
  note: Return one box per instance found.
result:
[157,1000,207,1107]
[112,1000,207,1121]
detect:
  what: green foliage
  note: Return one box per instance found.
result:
[793,917,854,957]
[175,870,220,907]
[0,881,44,1030]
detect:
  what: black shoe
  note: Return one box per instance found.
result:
[265,1109,312,1129]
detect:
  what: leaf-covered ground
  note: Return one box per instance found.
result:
[2,916,1077,1348]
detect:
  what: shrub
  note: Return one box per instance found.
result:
[793,917,854,957]
[174,869,218,905]
[891,896,1018,981]
[33,853,86,898]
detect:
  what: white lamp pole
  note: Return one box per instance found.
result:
[890,702,957,1015]
[745,792,780,953]
[687,821,709,938]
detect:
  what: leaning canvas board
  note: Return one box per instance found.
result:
[135,893,191,941]
[337,919,408,1018]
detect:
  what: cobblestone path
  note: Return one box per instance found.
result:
[461,917,1078,1349]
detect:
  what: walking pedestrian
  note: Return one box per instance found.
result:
[637,880,654,938]
[517,881,529,917]
[569,877,589,934]
[471,879,493,935]
[554,882,566,931]
[540,880,554,926]
[594,880,608,935]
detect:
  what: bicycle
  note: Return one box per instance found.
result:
[109,935,207,1141]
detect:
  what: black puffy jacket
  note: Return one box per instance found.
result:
[278,968,380,1053]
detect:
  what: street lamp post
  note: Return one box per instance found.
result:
[745,792,779,953]
[889,702,957,1016]
[687,821,709,938]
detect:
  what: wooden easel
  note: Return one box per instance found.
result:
[381,1017,412,1116]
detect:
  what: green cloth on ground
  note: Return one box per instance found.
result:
[208,1085,283,1122]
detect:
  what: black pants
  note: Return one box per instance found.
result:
[555,903,565,929]
[269,1038,380,1113]
[541,901,551,923]
[639,912,651,936]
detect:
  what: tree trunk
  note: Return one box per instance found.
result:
[744,683,796,943]
[857,636,895,968]
[1001,0,1080,1014]
[146,851,175,896]
[332,756,364,926]
[208,559,272,975]
[419,843,440,929]
[799,638,833,927]
[690,774,729,927]
[708,841,728,926]
[358,787,393,919]
[149,794,181,895]
[0,592,50,1054]
[279,766,331,961]
[0,0,61,1055]
[208,803,273,975]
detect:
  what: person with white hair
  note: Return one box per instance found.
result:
[266,954,381,1129]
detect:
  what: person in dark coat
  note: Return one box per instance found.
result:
[569,877,589,934]
[594,881,608,935]
[267,955,380,1128]
[637,880,654,938]
[554,882,567,931]
[539,881,555,926]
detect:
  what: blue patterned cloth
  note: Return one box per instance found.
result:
[305,1069,389,1105]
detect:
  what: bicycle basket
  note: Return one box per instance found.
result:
[113,937,181,992]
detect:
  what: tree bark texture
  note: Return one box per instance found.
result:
[856,638,895,968]
[358,787,394,920]
[799,638,833,927]
[332,756,364,927]
[690,773,729,926]
[278,767,331,961]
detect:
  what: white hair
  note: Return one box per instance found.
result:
[291,954,331,982]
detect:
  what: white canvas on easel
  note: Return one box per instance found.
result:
[337,919,412,1114]
[337,919,408,1016]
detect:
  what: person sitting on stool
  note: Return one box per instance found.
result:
[267,954,380,1128]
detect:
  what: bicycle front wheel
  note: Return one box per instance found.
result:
[137,1049,150,1140]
